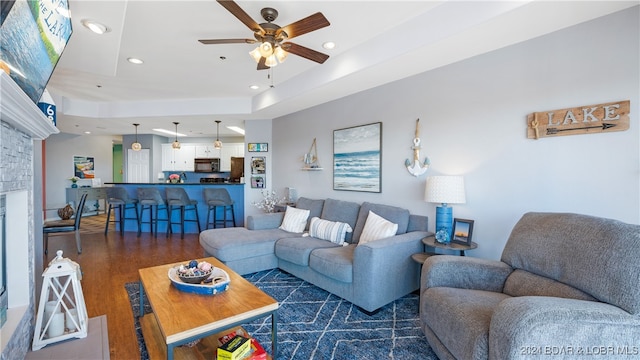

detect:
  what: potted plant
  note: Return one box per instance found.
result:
[69,176,80,188]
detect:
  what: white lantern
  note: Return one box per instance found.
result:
[32,250,88,351]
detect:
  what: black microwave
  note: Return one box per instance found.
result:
[194,158,220,173]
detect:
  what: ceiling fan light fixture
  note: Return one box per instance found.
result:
[249,47,262,63]
[214,120,223,149]
[132,123,142,151]
[274,47,288,63]
[258,41,273,57]
[172,122,181,149]
[265,55,278,67]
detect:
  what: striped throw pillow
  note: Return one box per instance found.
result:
[279,206,310,233]
[358,211,398,245]
[308,217,353,245]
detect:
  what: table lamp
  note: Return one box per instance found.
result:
[425,176,466,242]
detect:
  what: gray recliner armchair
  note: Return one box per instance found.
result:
[420,212,640,360]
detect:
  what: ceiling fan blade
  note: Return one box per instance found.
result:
[282,42,329,64]
[198,38,256,45]
[277,12,330,40]
[257,57,270,70]
[216,0,263,33]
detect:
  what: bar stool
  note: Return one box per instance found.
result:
[204,188,236,229]
[137,188,170,238]
[104,187,140,235]
[166,187,201,239]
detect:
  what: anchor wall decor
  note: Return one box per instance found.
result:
[405,118,430,177]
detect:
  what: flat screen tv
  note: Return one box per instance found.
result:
[0,0,72,104]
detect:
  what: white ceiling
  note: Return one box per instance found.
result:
[46,0,637,138]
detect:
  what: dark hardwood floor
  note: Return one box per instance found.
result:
[43,214,205,359]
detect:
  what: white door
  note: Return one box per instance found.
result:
[127,149,150,183]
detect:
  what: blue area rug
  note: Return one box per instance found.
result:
[126,268,438,359]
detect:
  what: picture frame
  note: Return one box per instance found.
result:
[452,218,474,245]
[73,155,95,179]
[333,122,382,193]
[248,143,268,152]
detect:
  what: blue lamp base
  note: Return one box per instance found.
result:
[434,205,453,244]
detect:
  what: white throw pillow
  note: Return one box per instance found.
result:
[358,211,398,245]
[279,206,310,233]
[308,217,353,245]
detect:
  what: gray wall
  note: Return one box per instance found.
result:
[270,7,640,260]
[44,133,117,219]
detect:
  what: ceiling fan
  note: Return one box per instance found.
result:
[199,0,330,70]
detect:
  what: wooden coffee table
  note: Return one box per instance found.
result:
[138,257,278,360]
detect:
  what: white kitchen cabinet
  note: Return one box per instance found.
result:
[161,144,195,171]
[220,143,244,171]
[195,145,219,158]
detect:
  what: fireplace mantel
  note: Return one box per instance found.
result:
[0,72,58,356]
[0,72,59,139]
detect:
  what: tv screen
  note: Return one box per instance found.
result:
[0,0,72,103]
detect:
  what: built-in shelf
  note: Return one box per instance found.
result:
[301,167,323,171]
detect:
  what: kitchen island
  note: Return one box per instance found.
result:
[104,182,245,233]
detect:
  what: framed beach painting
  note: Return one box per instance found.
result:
[333,122,382,193]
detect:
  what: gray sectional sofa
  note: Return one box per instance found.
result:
[199,197,431,313]
[420,212,640,360]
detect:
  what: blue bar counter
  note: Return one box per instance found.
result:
[104,182,245,233]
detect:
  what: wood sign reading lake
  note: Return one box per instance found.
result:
[527,100,629,139]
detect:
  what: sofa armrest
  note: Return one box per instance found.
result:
[352,231,429,309]
[489,296,640,360]
[422,255,513,292]
[246,212,285,230]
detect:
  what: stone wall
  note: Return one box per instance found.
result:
[0,120,36,360]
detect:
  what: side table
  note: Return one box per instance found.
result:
[412,235,478,265]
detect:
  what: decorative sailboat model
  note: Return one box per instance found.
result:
[302,138,322,170]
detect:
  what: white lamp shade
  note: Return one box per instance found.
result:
[425,176,466,204]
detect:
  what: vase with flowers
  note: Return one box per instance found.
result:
[168,174,181,184]
[69,176,80,188]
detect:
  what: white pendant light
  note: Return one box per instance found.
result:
[131,123,142,151]
[214,120,222,149]
[172,122,181,149]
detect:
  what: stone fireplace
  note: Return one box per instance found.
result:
[0,72,58,358]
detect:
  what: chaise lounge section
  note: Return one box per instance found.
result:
[200,197,431,313]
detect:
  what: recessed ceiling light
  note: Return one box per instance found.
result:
[226,126,245,135]
[322,41,336,50]
[127,57,144,65]
[250,85,259,90]
[84,131,91,134]
[81,19,109,35]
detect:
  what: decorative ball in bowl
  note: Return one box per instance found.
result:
[176,260,213,284]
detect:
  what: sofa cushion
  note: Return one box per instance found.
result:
[320,198,360,242]
[295,197,325,230]
[275,237,340,266]
[358,211,398,245]
[422,287,511,360]
[308,217,352,245]
[309,245,355,283]
[199,228,297,262]
[352,202,410,243]
[279,206,310,233]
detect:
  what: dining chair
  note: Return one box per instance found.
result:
[44,193,88,254]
